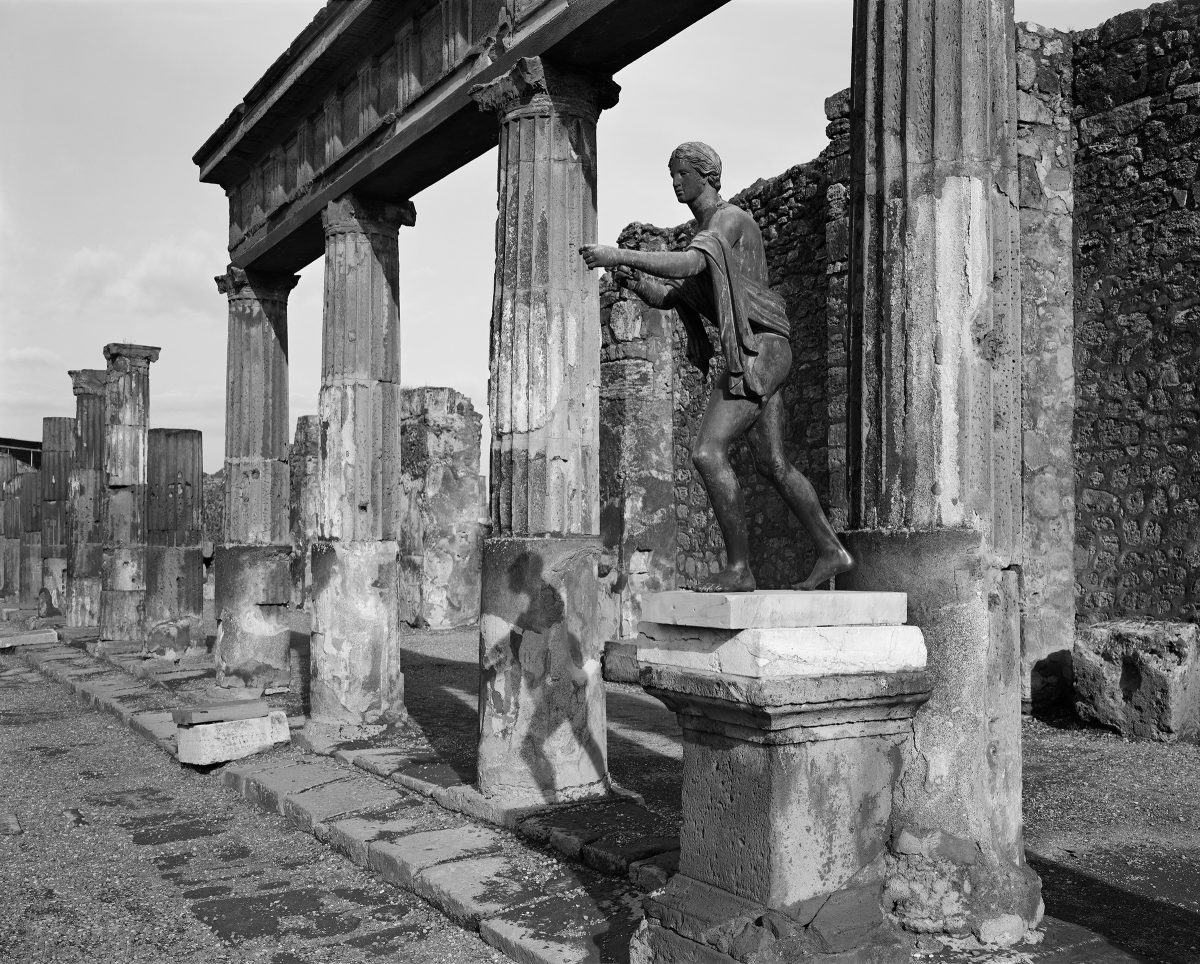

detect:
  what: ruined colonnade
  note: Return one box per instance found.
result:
[66,369,106,627]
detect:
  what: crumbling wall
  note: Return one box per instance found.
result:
[1073,2,1200,624]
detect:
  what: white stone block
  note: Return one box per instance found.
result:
[640,590,908,630]
[176,709,290,765]
[637,623,926,678]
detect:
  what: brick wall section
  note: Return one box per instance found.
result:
[1017,22,1078,706]
[1073,2,1200,623]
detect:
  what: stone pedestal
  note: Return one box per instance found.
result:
[471,57,618,804]
[99,343,159,649]
[145,429,204,655]
[215,267,299,686]
[630,591,930,964]
[40,416,74,615]
[66,369,106,628]
[308,195,414,734]
[18,472,42,610]
[845,0,1041,940]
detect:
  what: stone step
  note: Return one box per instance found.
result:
[640,589,908,629]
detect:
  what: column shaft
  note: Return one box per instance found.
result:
[309,194,414,734]
[40,417,75,615]
[470,57,618,804]
[846,0,1039,940]
[99,342,160,649]
[66,370,106,627]
[146,429,204,654]
[213,267,298,689]
[289,414,320,609]
[18,471,42,609]
[0,454,19,599]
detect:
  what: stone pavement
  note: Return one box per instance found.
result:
[2,629,1194,963]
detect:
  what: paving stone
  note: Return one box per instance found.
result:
[412,852,589,928]
[281,775,406,832]
[323,807,446,866]
[176,712,290,766]
[369,825,504,889]
[336,746,410,777]
[129,710,179,749]
[235,759,347,811]
[479,881,645,964]
[518,799,679,874]
[628,850,679,892]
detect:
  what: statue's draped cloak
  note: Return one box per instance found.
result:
[668,228,790,399]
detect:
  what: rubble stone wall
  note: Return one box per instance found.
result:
[1073,2,1200,624]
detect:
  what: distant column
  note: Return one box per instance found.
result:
[18,471,42,610]
[289,414,321,610]
[0,454,20,599]
[98,343,160,650]
[309,193,414,735]
[213,266,298,690]
[145,429,204,655]
[66,369,107,628]
[40,417,75,615]
[470,57,618,803]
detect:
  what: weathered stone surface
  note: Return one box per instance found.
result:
[145,546,203,649]
[172,699,269,726]
[175,709,289,765]
[288,414,320,608]
[477,535,607,804]
[309,540,404,731]
[324,809,442,867]
[398,386,483,630]
[642,590,908,629]
[0,628,59,649]
[637,623,926,679]
[213,544,291,689]
[413,853,556,928]
[368,825,503,889]
[1074,620,1200,742]
[40,417,73,615]
[281,775,404,832]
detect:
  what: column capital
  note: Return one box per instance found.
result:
[215,266,300,302]
[470,56,620,124]
[322,194,417,239]
[69,369,106,398]
[103,343,161,368]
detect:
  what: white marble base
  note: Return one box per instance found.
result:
[176,710,290,765]
[641,590,907,629]
[637,622,926,678]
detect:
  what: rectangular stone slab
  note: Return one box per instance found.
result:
[171,699,269,727]
[638,624,926,678]
[176,710,289,765]
[640,590,908,629]
[0,628,58,649]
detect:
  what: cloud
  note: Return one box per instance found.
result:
[1,345,61,368]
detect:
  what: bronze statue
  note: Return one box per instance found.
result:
[580,142,853,592]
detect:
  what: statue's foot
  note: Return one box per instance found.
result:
[690,566,756,593]
[795,546,855,591]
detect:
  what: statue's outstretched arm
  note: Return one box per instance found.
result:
[580,244,705,279]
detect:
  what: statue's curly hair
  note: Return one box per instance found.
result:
[669,142,722,192]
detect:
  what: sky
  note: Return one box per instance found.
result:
[0,0,1149,472]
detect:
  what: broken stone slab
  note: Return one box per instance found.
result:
[230,759,349,811]
[0,628,59,649]
[324,806,458,867]
[171,699,269,727]
[280,775,406,832]
[368,825,504,890]
[1074,620,1200,742]
[641,589,907,629]
[638,622,926,678]
[176,710,290,766]
[0,812,21,835]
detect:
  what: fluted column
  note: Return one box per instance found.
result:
[40,417,75,615]
[145,429,204,654]
[18,470,42,609]
[289,414,320,609]
[0,454,20,600]
[470,57,619,804]
[66,369,106,627]
[99,343,160,650]
[213,267,298,689]
[844,0,1039,943]
[308,194,414,735]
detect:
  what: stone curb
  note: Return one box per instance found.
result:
[9,640,651,964]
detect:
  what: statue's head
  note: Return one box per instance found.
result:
[669,142,722,203]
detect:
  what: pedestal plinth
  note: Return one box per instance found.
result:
[631,591,930,964]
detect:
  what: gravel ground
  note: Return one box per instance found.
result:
[0,659,507,964]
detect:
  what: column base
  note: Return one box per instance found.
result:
[214,544,292,690]
[99,589,146,645]
[41,553,67,616]
[477,535,608,806]
[309,540,404,734]
[65,575,102,628]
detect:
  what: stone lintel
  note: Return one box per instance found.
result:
[215,265,300,301]
[69,369,106,397]
[641,589,909,629]
[103,343,161,366]
[470,56,620,122]
[322,194,416,237]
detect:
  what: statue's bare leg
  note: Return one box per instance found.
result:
[690,375,762,593]
[747,391,855,590]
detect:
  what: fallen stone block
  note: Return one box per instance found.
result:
[176,710,290,765]
[171,699,269,727]
[0,628,58,649]
[1074,620,1200,742]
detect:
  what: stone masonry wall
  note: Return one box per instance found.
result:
[1073,2,1200,624]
